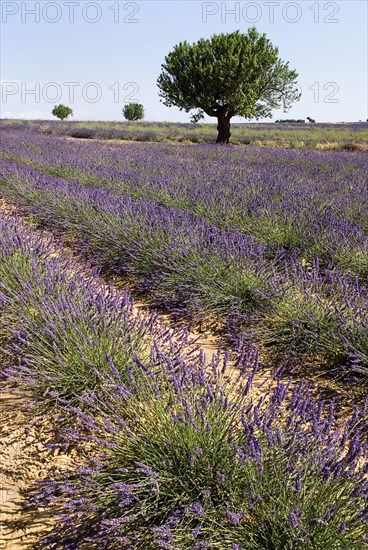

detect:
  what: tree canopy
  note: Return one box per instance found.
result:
[52,104,73,121]
[157,28,301,143]
[123,103,145,121]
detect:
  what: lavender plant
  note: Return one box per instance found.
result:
[32,354,368,549]
[0,215,188,407]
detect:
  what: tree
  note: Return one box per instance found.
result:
[157,28,301,144]
[123,103,145,121]
[52,104,73,121]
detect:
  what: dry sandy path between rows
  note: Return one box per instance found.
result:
[0,383,76,549]
[0,197,226,548]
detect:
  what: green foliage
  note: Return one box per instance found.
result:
[51,104,73,121]
[266,292,343,361]
[157,27,300,123]
[123,103,145,121]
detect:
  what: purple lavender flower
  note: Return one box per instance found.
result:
[227,509,245,526]
[190,526,202,538]
[288,511,300,529]
[216,471,225,483]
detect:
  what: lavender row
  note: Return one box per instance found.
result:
[32,365,368,549]
[0,145,368,377]
[0,214,367,548]
[0,214,199,407]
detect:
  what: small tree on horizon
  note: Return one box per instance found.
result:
[123,103,145,121]
[52,104,73,121]
[157,28,301,144]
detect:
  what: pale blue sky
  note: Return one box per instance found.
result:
[1,0,367,122]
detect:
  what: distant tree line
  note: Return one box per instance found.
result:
[275,117,315,123]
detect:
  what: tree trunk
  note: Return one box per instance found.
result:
[216,115,231,144]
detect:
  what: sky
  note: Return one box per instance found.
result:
[1,0,367,122]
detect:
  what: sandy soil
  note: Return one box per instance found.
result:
[0,383,74,549]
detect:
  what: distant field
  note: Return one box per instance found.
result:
[1,118,368,148]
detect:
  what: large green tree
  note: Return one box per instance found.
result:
[157,28,301,144]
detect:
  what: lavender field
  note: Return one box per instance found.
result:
[0,209,367,549]
[1,125,368,379]
[0,124,368,548]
